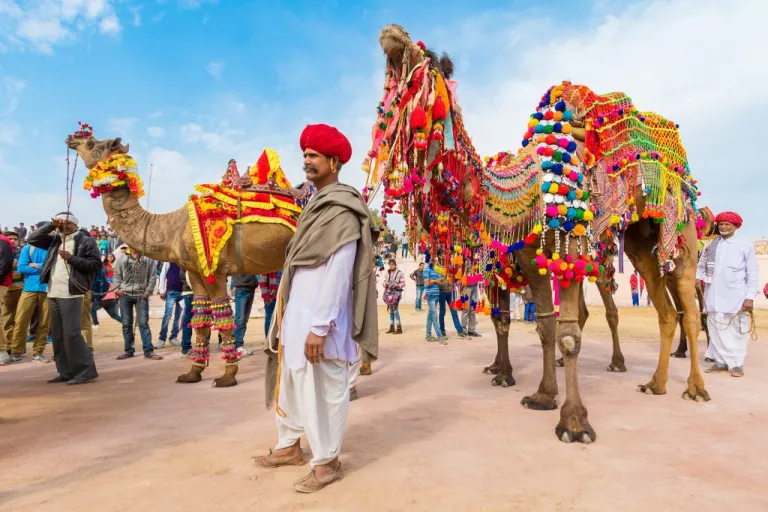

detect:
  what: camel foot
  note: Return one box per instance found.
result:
[483,362,500,375]
[682,382,710,402]
[637,380,666,395]
[360,361,372,376]
[555,357,564,368]
[491,372,515,387]
[670,351,687,359]
[556,408,596,444]
[521,392,558,410]
[606,361,626,372]
[212,365,238,388]
[176,366,204,384]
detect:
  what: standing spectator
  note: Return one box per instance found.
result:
[177,269,194,356]
[630,271,640,307]
[460,268,481,337]
[97,235,110,258]
[423,265,446,344]
[523,285,536,323]
[699,211,759,377]
[510,288,523,322]
[114,248,162,360]
[6,239,49,364]
[0,231,22,363]
[17,223,27,243]
[103,253,116,281]
[231,273,258,357]
[156,262,186,348]
[383,259,405,334]
[389,237,398,259]
[27,213,100,384]
[438,277,466,339]
[401,231,409,258]
[410,262,425,312]
[259,271,281,340]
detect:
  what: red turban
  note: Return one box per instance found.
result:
[300,124,352,164]
[714,211,743,228]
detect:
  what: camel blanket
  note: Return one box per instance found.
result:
[186,185,301,280]
[265,182,380,409]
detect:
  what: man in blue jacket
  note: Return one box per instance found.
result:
[7,242,50,363]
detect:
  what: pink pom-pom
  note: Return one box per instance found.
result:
[535,255,547,267]
[558,138,569,149]
[569,171,579,181]
[536,146,546,155]
[546,205,559,217]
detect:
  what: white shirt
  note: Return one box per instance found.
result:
[47,237,82,299]
[696,236,759,314]
[280,240,358,370]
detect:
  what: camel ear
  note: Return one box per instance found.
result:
[124,143,130,153]
[110,138,123,150]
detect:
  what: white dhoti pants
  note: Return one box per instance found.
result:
[705,312,750,368]
[348,345,362,390]
[275,357,350,467]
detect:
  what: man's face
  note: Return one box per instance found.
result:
[419,263,425,270]
[718,221,737,237]
[303,149,334,185]
[8,235,18,246]
[388,261,397,271]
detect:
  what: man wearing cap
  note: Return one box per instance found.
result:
[697,211,759,377]
[256,124,379,493]
[27,212,102,384]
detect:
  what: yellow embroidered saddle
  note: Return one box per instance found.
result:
[187,148,301,281]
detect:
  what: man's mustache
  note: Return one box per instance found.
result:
[303,164,317,173]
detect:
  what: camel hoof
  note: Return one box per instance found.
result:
[682,389,711,402]
[521,394,558,411]
[491,372,515,387]
[670,351,687,359]
[555,424,596,444]
[212,376,238,388]
[637,383,666,395]
[176,370,203,384]
[606,363,627,373]
[555,358,564,368]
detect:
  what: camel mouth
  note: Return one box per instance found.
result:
[65,135,80,150]
[379,24,411,60]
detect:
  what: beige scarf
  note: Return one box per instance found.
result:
[264,182,380,409]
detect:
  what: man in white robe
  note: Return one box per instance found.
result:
[697,211,759,377]
[256,123,379,493]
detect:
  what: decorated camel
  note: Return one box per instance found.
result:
[67,124,305,387]
[365,25,709,444]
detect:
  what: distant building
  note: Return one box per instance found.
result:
[755,239,768,255]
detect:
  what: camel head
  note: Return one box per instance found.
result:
[66,125,130,169]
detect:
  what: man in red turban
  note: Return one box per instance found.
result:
[697,210,758,377]
[256,123,380,494]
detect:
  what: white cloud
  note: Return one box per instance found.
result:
[147,126,166,138]
[107,117,138,135]
[148,110,163,119]
[206,61,225,80]
[0,76,26,115]
[129,5,142,27]
[99,14,121,35]
[1,0,122,53]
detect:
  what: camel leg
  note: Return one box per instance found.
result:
[625,253,677,396]
[176,271,213,384]
[555,280,595,443]
[596,278,625,372]
[483,349,502,375]
[555,288,589,368]
[674,261,710,402]
[520,263,558,410]
[489,288,515,387]
[668,283,688,358]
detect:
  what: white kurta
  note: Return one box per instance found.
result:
[696,236,759,368]
[275,240,358,467]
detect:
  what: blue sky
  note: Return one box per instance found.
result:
[1,0,766,239]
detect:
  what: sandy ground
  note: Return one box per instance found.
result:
[1,305,767,512]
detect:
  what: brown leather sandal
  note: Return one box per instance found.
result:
[252,449,306,468]
[293,463,343,493]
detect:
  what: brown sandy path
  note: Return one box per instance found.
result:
[0,306,766,511]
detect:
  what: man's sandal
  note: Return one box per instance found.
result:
[252,449,306,468]
[293,464,343,493]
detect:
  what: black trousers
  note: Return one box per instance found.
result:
[49,297,97,380]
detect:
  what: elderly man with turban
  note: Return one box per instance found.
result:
[256,124,379,493]
[27,212,102,384]
[696,211,759,377]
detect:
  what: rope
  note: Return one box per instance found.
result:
[272,279,287,418]
[536,310,556,319]
[707,311,758,341]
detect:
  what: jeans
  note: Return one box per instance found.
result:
[439,290,464,335]
[389,307,401,326]
[425,295,440,337]
[401,244,408,258]
[181,294,193,351]
[524,302,536,322]
[91,298,122,325]
[415,285,424,311]
[159,290,183,341]
[264,299,276,338]
[119,295,153,355]
[631,292,639,306]
[233,288,255,348]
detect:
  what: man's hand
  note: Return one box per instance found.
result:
[741,299,754,313]
[143,292,151,300]
[304,332,326,364]
[115,290,125,297]
[51,218,65,229]
[58,250,72,261]
[160,293,166,301]
[29,263,38,269]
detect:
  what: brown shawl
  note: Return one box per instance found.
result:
[264,182,380,408]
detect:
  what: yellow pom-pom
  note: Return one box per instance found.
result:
[538,268,548,275]
[561,124,572,134]
[631,213,639,222]
[536,249,543,255]
[532,224,543,234]
[516,275,523,282]
[610,214,621,225]
[528,118,539,128]
[583,211,594,221]
[588,276,597,283]
[552,252,560,260]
